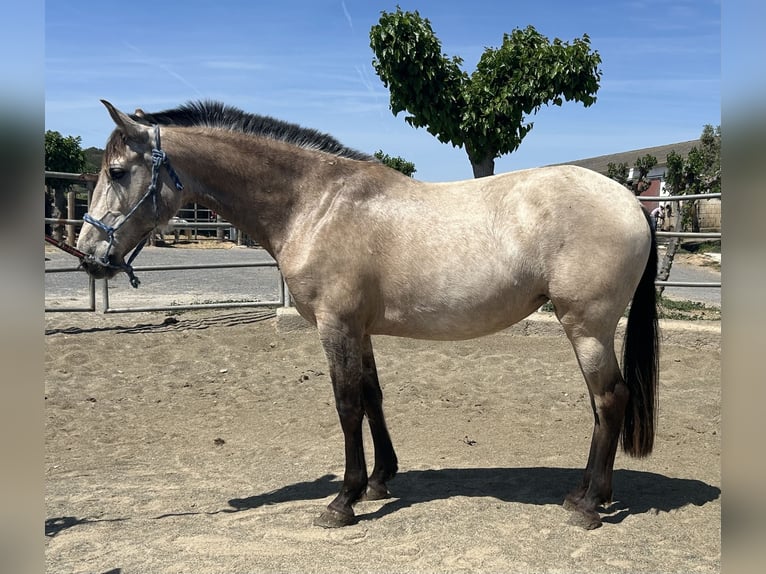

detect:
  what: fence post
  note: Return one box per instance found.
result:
[216,214,225,241]
[282,277,292,308]
[67,189,76,246]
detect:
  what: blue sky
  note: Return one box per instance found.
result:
[45,0,720,182]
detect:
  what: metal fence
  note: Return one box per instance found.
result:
[44,171,720,313]
[44,241,288,314]
[44,170,285,313]
[638,193,722,289]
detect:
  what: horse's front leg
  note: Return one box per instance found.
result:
[314,321,367,528]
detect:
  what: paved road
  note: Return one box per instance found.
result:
[660,256,721,308]
[45,245,721,311]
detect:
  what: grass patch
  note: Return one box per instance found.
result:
[537,297,720,321]
[658,296,720,321]
[680,240,721,255]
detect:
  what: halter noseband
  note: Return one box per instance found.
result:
[82,124,184,288]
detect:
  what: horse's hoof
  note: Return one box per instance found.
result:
[313,508,357,528]
[567,509,603,530]
[361,484,390,501]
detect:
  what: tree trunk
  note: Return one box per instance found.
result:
[66,189,76,246]
[469,155,495,178]
[691,200,700,232]
[657,236,680,299]
[52,186,66,242]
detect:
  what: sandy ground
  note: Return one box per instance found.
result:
[45,310,720,574]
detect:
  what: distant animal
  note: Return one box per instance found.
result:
[152,216,189,244]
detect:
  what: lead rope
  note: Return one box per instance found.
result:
[45,234,90,259]
[80,124,184,288]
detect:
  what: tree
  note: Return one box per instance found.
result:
[606,161,629,186]
[45,130,86,240]
[370,7,602,178]
[656,125,720,293]
[374,150,417,177]
[607,154,658,195]
[665,124,721,231]
[45,130,86,175]
[83,146,104,173]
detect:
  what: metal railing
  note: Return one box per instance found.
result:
[638,193,721,289]
[45,171,285,313]
[44,222,287,313]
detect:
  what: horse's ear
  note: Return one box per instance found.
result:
[101,100,147,141]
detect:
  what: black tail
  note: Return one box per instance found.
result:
[621,209,660,457]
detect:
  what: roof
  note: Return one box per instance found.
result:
[557,140,700,175]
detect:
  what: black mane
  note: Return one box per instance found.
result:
[131,100,374,161]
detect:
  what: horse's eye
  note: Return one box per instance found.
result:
[109,167,126,180]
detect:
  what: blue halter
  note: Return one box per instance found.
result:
[83,124,184,288]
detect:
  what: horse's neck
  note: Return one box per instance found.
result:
[164,128,304,259]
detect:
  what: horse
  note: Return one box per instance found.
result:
[76,100,659,530]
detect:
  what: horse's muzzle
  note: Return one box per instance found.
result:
[80,256,123,280]
[76,236,123,280]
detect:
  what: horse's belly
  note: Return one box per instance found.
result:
[371,289,545,341]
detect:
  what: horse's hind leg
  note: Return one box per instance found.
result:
[360,335,398,500]
[314,321,368,528]
[562,328,628,530]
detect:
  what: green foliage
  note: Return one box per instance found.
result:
[666,125,721,197]
[44,130,87,237]
[374,150,417,177]
[657,296,720,321]
[634,154,658,178]
[681,240,720,256]
[606,161,629,186]
[631,154,658,194]
[370,7,602,176]
[540,297,720,321]
[370,8,467,147]
[665,124,721,230]
[83,147,104,173]
[45,129,87,218]
[607,154,657,195]
[45,130,86,175]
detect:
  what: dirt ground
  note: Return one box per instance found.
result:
[45,310,720,574]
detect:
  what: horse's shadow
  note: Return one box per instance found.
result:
[228,467,720,524]
[45,515,128,537]
[49,468,719,536]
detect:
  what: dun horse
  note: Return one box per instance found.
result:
[77,100,659,530]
